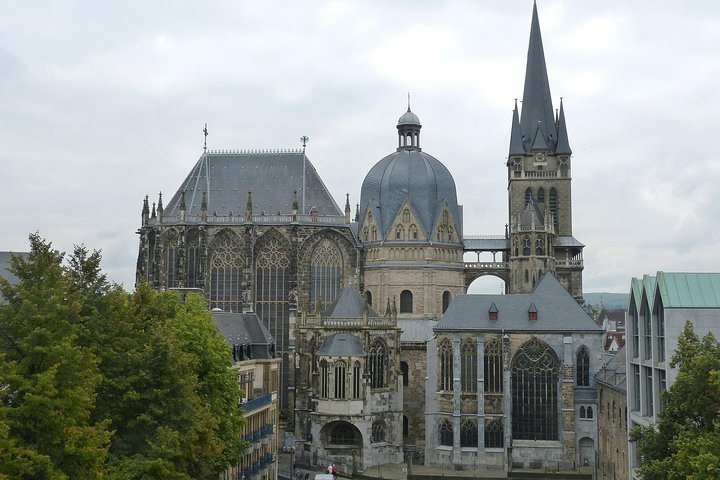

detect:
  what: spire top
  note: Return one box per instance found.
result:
[407,92,411,111]
[520,1,556,153]
[555,97,572,155]
[203,123,208,152]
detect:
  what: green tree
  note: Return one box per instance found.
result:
[632,321,720,480]
[0,234,111,479]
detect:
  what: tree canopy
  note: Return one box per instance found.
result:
[0,234,246,479]
[631,321,720,480]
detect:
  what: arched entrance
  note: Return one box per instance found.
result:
[466,274,507,294]
[319,421,364,473]
[579,437,595,467]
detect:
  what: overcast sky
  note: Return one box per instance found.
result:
[1,0,718,294]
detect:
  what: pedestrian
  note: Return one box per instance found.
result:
[327,464,333,474]
[332,464,337,479]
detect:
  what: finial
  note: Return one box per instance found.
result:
[203,123,208,152]
[407,92,411,111]
[300,135,309,152]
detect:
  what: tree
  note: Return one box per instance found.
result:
[631,321,720,480]
[0,234,112,479]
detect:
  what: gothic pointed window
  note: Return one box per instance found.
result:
[369,339,387,389]
[484,337,503,394]
[461,339,477,393]
[400,290,413,314]
[209,232,244,313]
[166,245,177,288]
[409,224,418,240]
[549,188,558,229]
[523,237,531,256]
[535,238,544,256]
[371,226,378,241]
[442,291,451,313]
[365,290,372,306]
[587,406,594,419]
[310,239,343,310]
[439,418,453,447]
[371,420,386,443]
[320,359,329,398]
[329,423,357,446]
[439,339,453,391]
[363,227,369,242]
[352,361,362,398]
[403,208,411,223]
[511,338,560,440]
[577,347,590,387]
[186,231,199,289]
[255,236,291,407]
[334,361,347,399]
[525,187,533,205]
[485,418,504,448]
[460,419,478,448]
[400,361,409,386]
[537,187,545,203]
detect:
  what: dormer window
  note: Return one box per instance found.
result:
[528,303,538,321]
[489,303,498,321]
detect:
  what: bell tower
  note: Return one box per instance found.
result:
[507,2,584,301]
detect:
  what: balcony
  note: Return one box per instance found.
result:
[241,393,273,413]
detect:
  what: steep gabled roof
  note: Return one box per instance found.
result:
[436,273,600,332]
[211,311,275,359]
[323,285,379,318]
[655,272,720,308]
[317,333,366,356]
[164,151,342,218]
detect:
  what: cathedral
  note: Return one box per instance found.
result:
[136,3,602,474]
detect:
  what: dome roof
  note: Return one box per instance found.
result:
[398,108,421,126]
[359,148,461,240]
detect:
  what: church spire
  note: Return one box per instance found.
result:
[509,98,524,156]
[520,1,557,154]
[555,98,572,155]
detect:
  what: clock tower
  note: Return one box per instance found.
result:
[506,2,584,301]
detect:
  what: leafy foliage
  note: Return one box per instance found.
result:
[0,234,246,479]
[631,321,720,480]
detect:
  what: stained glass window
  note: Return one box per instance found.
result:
[310,239,343,309]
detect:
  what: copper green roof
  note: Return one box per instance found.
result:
[656,272,720,308]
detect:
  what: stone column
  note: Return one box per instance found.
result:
[477,335,485,450]
[452,334,462,464]
[562,336,576,464]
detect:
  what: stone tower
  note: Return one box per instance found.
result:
[506,2,584,301]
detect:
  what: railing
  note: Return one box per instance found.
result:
[556,260,583,267]
[145,213,347,226]
[241,392,272,412]
[464,262,508,270]
[512,170,560,179]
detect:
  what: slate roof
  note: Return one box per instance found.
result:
[164,151,342,218]
[436,273,601,332]
[553,236,585,248]
[211,311,275,359]
[463,237,508,251]
[398,318,437,343]
[359,111,462,240]
[595,346,627,393]
[596,308,625,327]
[317,333,366,356]
[323,285,379,318]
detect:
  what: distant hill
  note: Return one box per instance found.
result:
[583,293,629,310]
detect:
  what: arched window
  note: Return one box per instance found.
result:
[334,361,347,399]
[371,226,377,241]
[484,337,503,393]
[166,245,177,288]
[400,290,413,314]
[320,360,329,398]
[523,237,531,256]
[369,339,387,389]
[511,338,560,440]
[403,208,410,223]
[353,361,362,398]
[461,340,478,393]
[448,227,454,242]
[439,339,453,391]
[439,418,453,447]
[549,188,558,229]
[400,361,409,386]
[485,419,503,448]
[525,187,533,205]
[395,225,404,240]
[577,347,590,387]
[580,406,586,419]
[209,232,244,312]
[535,238,544,256]
[537,187,545,203]
[409,224,418,240]
[363,227,368,241]
[255,236,291,407]
[371,420,386,443]
[403,416,409,437]
[587,406,594,419]
[310,239,343,310]
[365,290,372,306]
[460,419,478,448]
[186,242,198,289]
[442,291,451,313]
[329,423,357,445]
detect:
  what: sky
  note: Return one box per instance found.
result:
[1,0,719,294]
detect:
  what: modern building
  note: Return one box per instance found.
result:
[426,273,603,473]
[213,311,282,480]
[136,2,594,473]
[626,272,720,479]
[596,346,628,480]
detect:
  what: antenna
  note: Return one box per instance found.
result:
[300,136,309,214]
